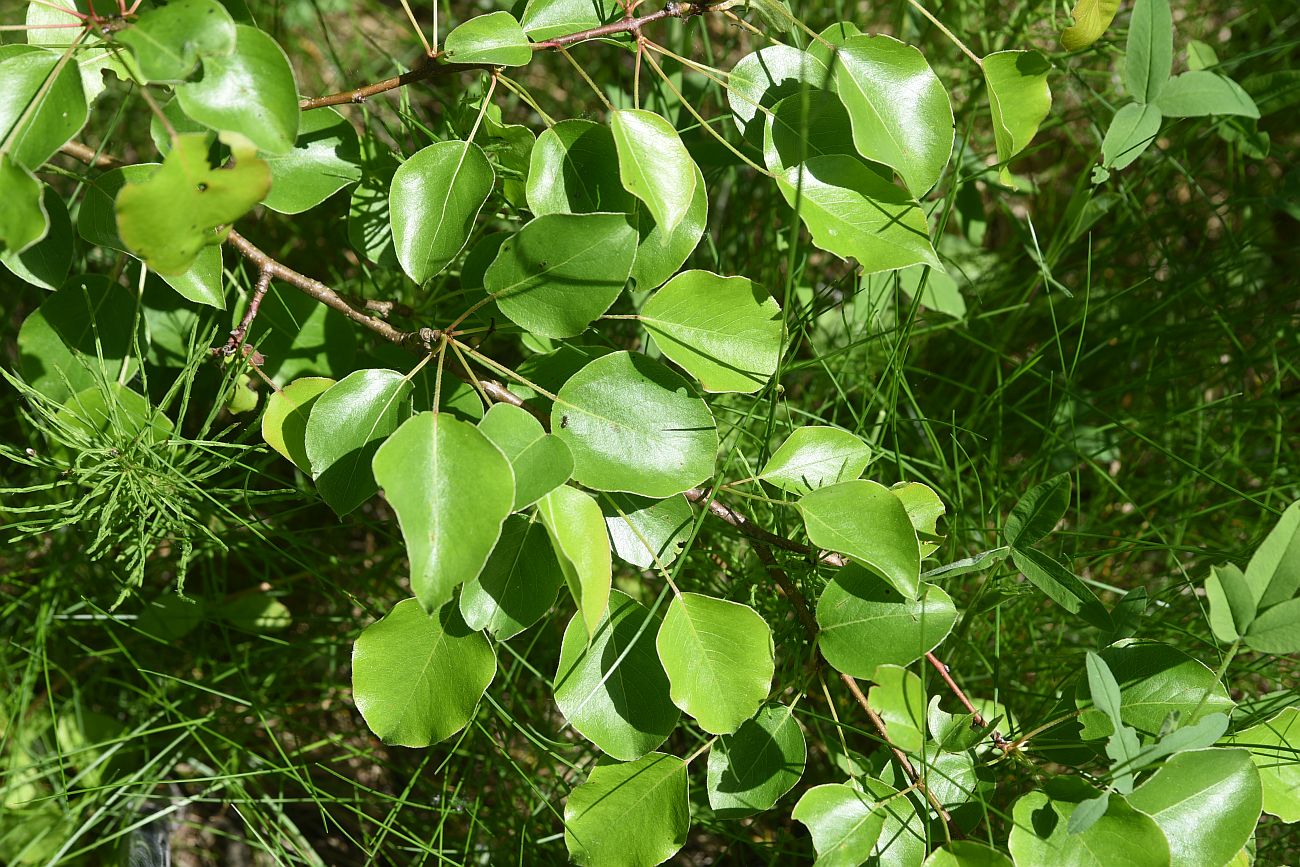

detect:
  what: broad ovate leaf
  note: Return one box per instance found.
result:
[656,593,774,734]
[816,566,957,678]
[351,598,495,747]
[610,108,698,233]
[706,703,805,817]
[538,485,612,636]
[477,402,572,509]
[0,44,88,171]
[983,50,1052,185]
[1061,0,1120,51]
[372,412,514,612]
[177,24,299,154]
[798,480,921,598]
[1230,706,1300,822]
[1246,499,1300,608]
[553,351,718,498]
[759,426,871,495]
[261,107,363,214]
[792,783,886,867]
[390,139,494,284]
[521,0,619,41]
[602,493,694,570]
[261,376,335,471]
[460,515,564,639]
[553,589,678,760]
[116,0,236,83]
[0,157,47,254]
[832,34,954,196]
[443,11,531,66]
[726,44,829,136]
[1,185,71,290]
[640,270,782,394]
[564,752,689,867]
[1009,786,1169,867]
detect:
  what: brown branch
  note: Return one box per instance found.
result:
[925,652,1009,749]
[530,2,707,50]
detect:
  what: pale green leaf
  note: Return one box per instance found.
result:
[983,50,1052,184]
[1245,598,1300,655]
[1009,787,1169,866]
[443,11,532,66]
[1156,71,1259,118]
[116,0,236,83]
[602,493,694,570]
[611,108,699,233]
[1102,102,1162,170]
[1246,500,1300,608]
[261,376,334,471]
[460,514,564,639]
[1061,0,1121,51]
[538,484,612,636]
[868,664,926,752]
[1125,0,1172,103]
[792,783,886,867]
[922,841,1013,867]
[0,45,88,171]
[477,402,572,509]
[759,426,871,495]
[1005,473,1070,549]
[726,44,829,136]
[1230,706,1300,822]
[520,0,619,41]
[564,752,689,867]
[390,139,494,283]
[798,480,921,598]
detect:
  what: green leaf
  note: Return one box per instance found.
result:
[115,132,271,276]
[891,481,946,558]
[443,11,531,66]
[1205,563,1254,642]
[816,566,957,678]
[390,139,494,284]
[25,0,123,104]
[1087,651,1142,793]
[1125,0,1172,103]
[927,695,993,753]
[983,50,1052,185]
[487,212,637,338]
[832,34,953,196]
[1005,473,1070,549]
[1128,748,1261,867]
[351,598,495,747]
[1009,787,1169,866]
[1012,546,1112,630]
[798,480,921,598]
[56,382,172,444]
[304,369,412,516]
[726,44,829,137]
[791,783,886,867]
[1246,500,1300,608]
[477,403,572,509]
[0,157,46,254]
[17,275,141,402]
[553,589,678,760]
[922,842,1013,867]
[1230,706,1300,822]
[1102,102,1162,170]
[1076,640,1235,739]
[537,484,612,636]
[1061,0,1121,51]
[564,752,689,867]
[656,593,774,734]
[261,376,334,472]
[759,426,871,495]
[177,24,299,154]
[868,664,926,752]
[261,107,363,214]
[520,0,618,41]
[1156,71,1259,118]
[1,185,71,290]
[863,778,928,865]
[602,493,694,570]
[611,108,699,233]
[116,0,236,83]
[348,156,398,266]
[372,412,514,612]
[460,514,564,639]
[218,593,291,632]
[639,270,782,394]
[552,351,718,498]
[706,703,805,817]
[137,594,204,643]
[163,244,225,307]
[0,45,88,171]
[629,159,707,290]
[1245,598,1300,654]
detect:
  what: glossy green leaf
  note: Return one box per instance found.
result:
[553,589,678,760]
[1128,748,1261,867]
[1004,473,1070,549]
[1076,640,1235,739]
[868,664,926,752]
[390,139,493,284]
[24,0,123,104]
[261,376,334,472]
[552,351,717,498]
[1061,0,1121,51]
[1231,706,1300,822]
[706,703,805,817]
[832,34,953,196]
[762,88,857,170]
[1156,72,1260,118]
[1245,598,1300,654]
[372,412,514,611]
[17,275,141,402]
[1246,500,1300,608]
[352,598,495,747]
[116,0,236,83]
[260,107,362,214]
[460,514,563,639]
[807,21,863,67]
[1009,787,1169,867]
[816,566,957,678]
[444,11,531,66]
[162,244,225,307]
[1125,0,1172,103]
[0,45,87,171]
[348,157,398,266]
[487,212,637,338]
[891,481,945,558]
[602,493,694,570]
[727,44,829,136]
[927,696,992,754]
[983,50,1052,184]
[611,109,698,233]
[115,132,270,276]
[628,160,707,290]
[538,484,611,636]
[640,270,782,393]
[1013,546,1112,630]
[0,157,46,254]
[759,426,871,495]
[177,24,299,153]
[1102,102,1162,170]
[923,842,1012,867]
[656,593,774,734]
[564,752,689,867]
[798,480,921,598]
[520,0,618,41]
[792,783,886,867]
[303,369,412,516]
[862,778,928,866]
[1,185,70,290]
[477,403,572,509]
